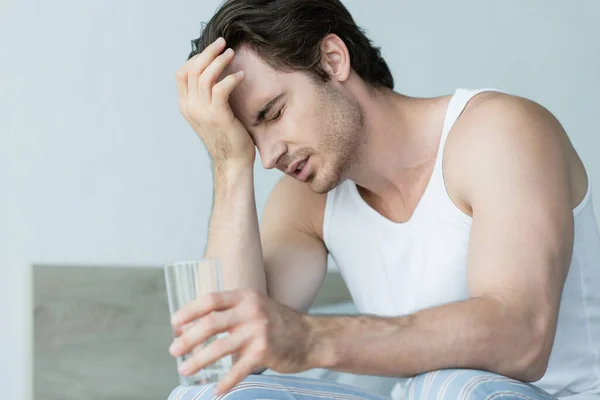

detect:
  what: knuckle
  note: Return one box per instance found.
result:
[197,72,210,87]
[251,319,269,340]
[180,320,195,333]
[253,337,269,359]
[197,106,211,119]
[200,86,214,100]
[185,67,199,80]
[244,300,262,318]
[206,292,220,308]
[212,84,225,97]
[187,56,201,69]
[204,312,217,327]
[177,333,191,349]
[222,308,235,326]
[215,79,233,96]
[208,312,226,332]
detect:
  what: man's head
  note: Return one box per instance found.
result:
[189,0,394,193]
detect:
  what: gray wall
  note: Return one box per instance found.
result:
[2,1,599,398]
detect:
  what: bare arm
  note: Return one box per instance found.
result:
[207,170,328,312]
[175,37,267,295]
[171,38,330,382]
[260,175,329,312]
[171,174,329,385]
[176,38,327,305]
[305,95,576,382]
[205,166,267,294]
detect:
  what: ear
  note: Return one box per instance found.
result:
[320,33,351,83]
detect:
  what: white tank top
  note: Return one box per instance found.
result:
[323,88,600,399]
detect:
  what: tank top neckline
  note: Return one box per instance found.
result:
[347,87,593,225]
[347,88,465,228]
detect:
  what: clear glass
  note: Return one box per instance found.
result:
[164,258,232,386]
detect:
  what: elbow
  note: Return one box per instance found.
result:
[513,352,549,383]
[505,315,554,382]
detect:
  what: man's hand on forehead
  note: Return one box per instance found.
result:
[175,37,256,169]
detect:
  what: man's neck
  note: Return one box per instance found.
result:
[347,87,450,199]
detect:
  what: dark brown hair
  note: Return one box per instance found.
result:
[188,0,394,90]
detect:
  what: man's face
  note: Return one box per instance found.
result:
[224,47,365,194]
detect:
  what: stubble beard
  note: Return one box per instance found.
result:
[309,84,366,194]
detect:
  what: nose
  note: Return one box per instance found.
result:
[258,140,287,170]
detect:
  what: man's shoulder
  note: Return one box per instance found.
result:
[271,175,328,205]
[451,91,561,139]
[263,175,327,239]
[446,90,568,163]
[444,91,575,210]
[456,91,554,126]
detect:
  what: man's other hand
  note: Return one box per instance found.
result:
[169,289,319,395]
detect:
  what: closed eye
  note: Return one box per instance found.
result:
[271,108,283,121]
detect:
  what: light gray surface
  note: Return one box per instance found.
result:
[34,266,177,400]
[33,265,352,400]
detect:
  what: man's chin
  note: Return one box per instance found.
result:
[310,185,330,195]
[307,174,342,194]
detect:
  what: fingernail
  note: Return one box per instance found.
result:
[225,48,234,56]
[171,314,181,325]
[213,386,222,396]
[178,362,189,375]
[216,37,225,45]
[169,341,180,354]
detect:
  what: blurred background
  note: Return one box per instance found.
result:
[2,0,599,399]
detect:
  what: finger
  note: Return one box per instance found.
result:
[170,308,238,357]
[177,331,245,377]
[198,48,236,103]
[171,290,241,329]
[214,353,258,396]
[173,320,194,338]
[186,37,226,101]
[212,71,245,106]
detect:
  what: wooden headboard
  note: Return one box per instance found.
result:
[33,265,351,400]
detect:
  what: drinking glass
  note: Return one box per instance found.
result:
[164,258,232,385]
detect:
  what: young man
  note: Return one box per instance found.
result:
[168,1,600,399]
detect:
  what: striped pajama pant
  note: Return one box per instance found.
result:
[167,369,557,400]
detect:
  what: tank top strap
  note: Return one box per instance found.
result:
[435,88,506,164]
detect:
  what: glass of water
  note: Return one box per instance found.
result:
[164,258,232,386]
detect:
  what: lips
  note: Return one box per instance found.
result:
[286,157,308,175]
[295,160,307,173]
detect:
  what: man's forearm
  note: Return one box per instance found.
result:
[205,164,267,294]
[306,296,549,382]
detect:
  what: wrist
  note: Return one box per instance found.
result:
[303,315,341,370]
[212,150,255,175]
[213,160,255,190]
[214,156,253,173]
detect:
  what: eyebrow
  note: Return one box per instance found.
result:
[252,93,287,127]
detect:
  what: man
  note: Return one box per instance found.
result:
[168,0,600,399]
